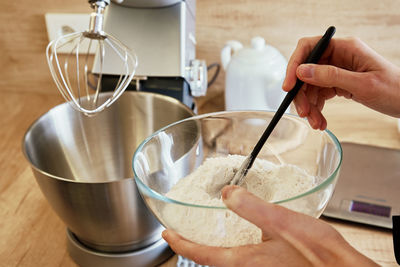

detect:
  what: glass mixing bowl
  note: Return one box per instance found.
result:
[133,111,342,247]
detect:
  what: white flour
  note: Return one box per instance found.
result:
[163,154,316,247]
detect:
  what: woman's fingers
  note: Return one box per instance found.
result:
[291,62,365,131]
[164,186,375,267]
[283,36,322,92]
[296,64,365,97]
[307,104,327,130]
[162,229,233,267]
[291,84,327,130]
[220,186,348,265]
[293,86,310,117]
[221,186,344,247]
[221,186,311,238]
[163,229,314,267]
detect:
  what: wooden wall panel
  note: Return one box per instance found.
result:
[0,1,87,95]
[1,0,399,107]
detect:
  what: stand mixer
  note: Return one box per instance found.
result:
[40,0,208,266]
[47,0,207,115]
[94,0,207,109]
[72,0,208,265]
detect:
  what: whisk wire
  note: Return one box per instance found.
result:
[50,32,86,107]
[104,35,137,104]
[105,37,128,94]
[93,39,105,109]
[84,38,92,103]
[47,37,72,103]
[74,35,82,106]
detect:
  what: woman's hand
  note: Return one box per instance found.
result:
[162,185,378,267]
[282,37,400,130]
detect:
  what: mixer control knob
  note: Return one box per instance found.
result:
[187,59,208,97]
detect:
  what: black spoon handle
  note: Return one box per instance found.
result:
[248,26,336,169]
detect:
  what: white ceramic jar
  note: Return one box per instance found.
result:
[221,37,288,112]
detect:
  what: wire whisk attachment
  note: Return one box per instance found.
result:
[46,0,137,116]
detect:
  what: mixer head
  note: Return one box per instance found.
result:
[46,0,137,116]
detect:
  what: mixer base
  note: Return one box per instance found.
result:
[66,229,174,267]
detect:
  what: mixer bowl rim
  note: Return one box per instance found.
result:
[133,110,343,209]
[21,91,195,184]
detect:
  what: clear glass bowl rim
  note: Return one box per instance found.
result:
[132,110,343,210]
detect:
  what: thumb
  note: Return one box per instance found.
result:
[221,185,304,237]
[221,185,334,242]
[296,63,365,96]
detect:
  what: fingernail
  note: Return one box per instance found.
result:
[297,106,303,116]
[298,64,314,78]
[307,116,315,127]
[162,230,168,239]
[321,120,327,130]
[282,78,288,90]
[221,185,239,200]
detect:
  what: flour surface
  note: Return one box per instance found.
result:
[163,154,316,247]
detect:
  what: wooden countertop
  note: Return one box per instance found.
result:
[0,89,399,267]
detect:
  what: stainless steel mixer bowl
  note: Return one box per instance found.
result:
[22,91,194,252]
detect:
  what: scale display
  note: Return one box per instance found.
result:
[350,200,391,218]
[323,142,400,229]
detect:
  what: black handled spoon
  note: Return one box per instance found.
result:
[230,26,336,186]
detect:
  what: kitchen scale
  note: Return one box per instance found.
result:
[323,142,400,228]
